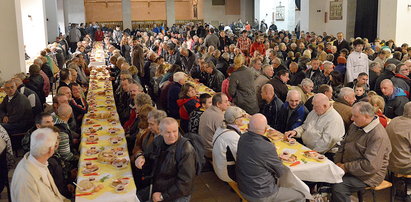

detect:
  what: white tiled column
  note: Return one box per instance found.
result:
[122,0,132,30]
[166,0,175,27]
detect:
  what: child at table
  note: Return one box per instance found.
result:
[177,83,200,133]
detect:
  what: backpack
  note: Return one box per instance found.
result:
[175,133,206,176]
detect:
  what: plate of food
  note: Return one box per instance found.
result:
[77,180,95,193]
[282,137,297,146]
[279,151,298,164]
[108,127,120,135]
[85,146,100,156]
[111,147,125,156]
[86,135,99,144]
[109,137,123,145]
[111,177,130,188]
[266,129,283,141]
[112,158,129,169]
[84,118,95,125]
[98,151,116,164]
[82,162,99,174]
[303,151,326,162]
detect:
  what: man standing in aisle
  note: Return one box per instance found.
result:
[346,39,369,83]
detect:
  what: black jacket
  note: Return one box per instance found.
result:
[0,92,33,126]
[374,70,395,95]
[260,96,283,129]
[333,39,350,53]
[268,76,288,102]
[205,69,225,92]
[26,74,46,104]
[17,85,43,115]
[289,69,306,86]
[181,50,196,73]
[152,135,196,201]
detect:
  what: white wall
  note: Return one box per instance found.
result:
[203,0,241,26]
[20,0,48,58]
[63,0,85,31]
[258,0,296,31]
[56,0,65,35]
[299,0,310,32]
[395,0,411,45]
[45,0,59,43]
[377,0,397,42]
[0,0,27,80]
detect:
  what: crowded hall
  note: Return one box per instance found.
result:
[1,0,411,201]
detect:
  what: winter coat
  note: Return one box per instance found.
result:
[228,66,259,114]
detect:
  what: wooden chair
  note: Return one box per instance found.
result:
[391,172,411,202]
[227,181,248,202]
[357,180,392,202]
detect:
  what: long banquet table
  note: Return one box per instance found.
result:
[75,66,139,202]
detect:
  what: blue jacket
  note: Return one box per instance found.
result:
[384,87,409,119]
[276,102,309,133]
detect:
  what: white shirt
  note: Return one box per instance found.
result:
[28,154,51,188]
[346,51,369,83]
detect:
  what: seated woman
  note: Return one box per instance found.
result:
[69,83,87,127]
[368,94,388,127]
[177,83,200,133]
[212,106,245,182]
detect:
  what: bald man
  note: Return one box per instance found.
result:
[285,94,345,155]
[277,90,309,133]
[260,84,283,129]
[236,114,305,202]
[380,79,409,118]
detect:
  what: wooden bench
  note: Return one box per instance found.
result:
[227,181,248,202]
[391,173,411,202]
[357,180,392,202]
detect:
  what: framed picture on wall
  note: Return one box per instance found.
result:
[276,3,285,21]
[329,1,343,20]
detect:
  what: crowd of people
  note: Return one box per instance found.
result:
[0,20,410,202]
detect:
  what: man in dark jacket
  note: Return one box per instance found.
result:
[277,90,309,133]
[228,65,259,114]
[0,80,33,135]
[306,58,327,92]
[333,32,350,53]
[148,118,196,202]
[12,77,43,115]
[374,64,396,95]
[167,72,186,118]
[268,70,290,102]
[236,114,305,202]
[380,79,409,118]
[131,37,145,80]
[204,61,225,92]
[260,84,283,129]
[179,48,196,73]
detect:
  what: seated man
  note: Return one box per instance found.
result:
[346,72,370,91]
[380,79,409,118]
[143,118,196,201]
[277,90,309,133]
[212,106,244,182]
[167,72,187,119]
[386,102,411,200]
[268,69,290,102]
[260,84,283,129]
[285,93,345,154]
[290,78,314,103]
[0,80,33,134]
[69,83,87,127]
[12,76,43,115]
[204,61,225,92]
[305,84,334,111]
[11,128,66,201]
[333,87,356,131]
[332,102,392,202]
[236,113,305,202]
[199,93,229,159]
[119,82,143,124]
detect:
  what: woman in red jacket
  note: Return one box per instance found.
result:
[94,28,104,41]
[177,83,200,132]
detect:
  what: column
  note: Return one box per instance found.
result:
[0,0,26,79]
[20,0,48,58]
[122,0,132,30]
[63,0,85,31]
[45,0,59,43]
[378,0,411,45]
[166,0,175,27]
[56,0,65,35]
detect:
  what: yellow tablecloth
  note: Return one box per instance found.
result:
[75,66,139,202]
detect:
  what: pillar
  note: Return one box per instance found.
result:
[56,0,65,35]
[20,0,48,58]
[63,0,85,33]
[45,0,59,43]
[166,0,175,27]
[378,0,411,45]
[122,0,132,30]
[0,0,26,80]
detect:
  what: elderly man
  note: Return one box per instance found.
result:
[11,128,66,201]
[375,64,396,95]
[333,87,356,130]
[149,117,196,202]
[380,79,409,118]
[369,62,382,91]
[228,60,259,114]
[333,32,350,53]
[277,90,309,133]
[386,101,411,174]
[12,76,43,115]
[269,69,290,102]
[286,93,345,154]
[179,47,196,73]
[236,114,305,202]
[392,63,411,97]
[260,84,283,129]
[0,80,33,134]
[332,102,391,202]
[346,39,369,83]
[199,93,229,159]
[306,58,326,93]
[291,78,314,103]
[346,72,370,91]
[255,64,274,105]
[167,72,186,118]
[249,57,263,79]
[204,61,225,92]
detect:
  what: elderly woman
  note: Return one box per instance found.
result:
[133,109,167,189]
[291,78,314,103]
[177,83,200,132]
[212,106,245,182]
